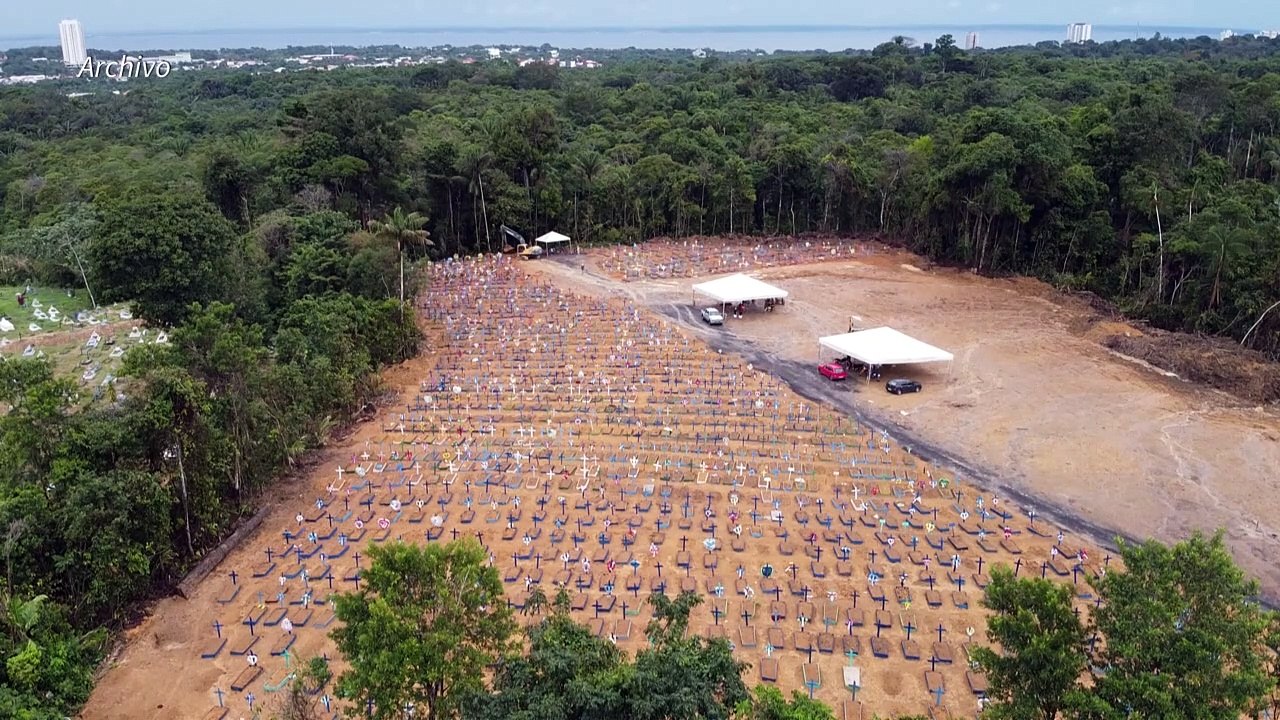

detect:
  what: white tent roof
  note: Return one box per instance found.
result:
[534,231,571,244]
[692,274,789,304]
[819,327,954,366]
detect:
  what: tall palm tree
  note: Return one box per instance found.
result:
[370,207,433,304]
[573,151,604,242]
[458,148,494,253]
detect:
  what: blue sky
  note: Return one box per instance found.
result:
[2,0,1275,37]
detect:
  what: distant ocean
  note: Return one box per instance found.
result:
[0,24,1236,54]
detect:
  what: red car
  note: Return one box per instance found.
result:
[818,362,847,381]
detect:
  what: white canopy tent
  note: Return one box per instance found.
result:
[691,273,789,305]
[818,326,954,375]
[534,231,571,245]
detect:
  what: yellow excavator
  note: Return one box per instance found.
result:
[501,225,543,260]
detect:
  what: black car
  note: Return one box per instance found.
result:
[886,379,922,395]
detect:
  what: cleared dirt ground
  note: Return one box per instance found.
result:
[552,243,1280,601]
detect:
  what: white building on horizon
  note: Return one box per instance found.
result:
[1066,22,1092,44]
[1220,29,1236,40]
[965,31,979,50]
[59,19,88,67]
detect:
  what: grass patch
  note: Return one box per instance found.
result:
[0,285,102,323]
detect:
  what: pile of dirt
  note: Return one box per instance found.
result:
[1103,329,1280,404]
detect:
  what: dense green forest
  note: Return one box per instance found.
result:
[7,33,1280,351]
[3,32,1280,715]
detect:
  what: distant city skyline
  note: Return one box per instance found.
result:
[0,1,1276,38]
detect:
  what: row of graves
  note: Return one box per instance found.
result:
[0,293,154,400]
[196,254,1109,720]
[594,236,868,281]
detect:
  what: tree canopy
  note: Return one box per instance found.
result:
[331,540,517,720]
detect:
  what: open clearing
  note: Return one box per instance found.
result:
[558,239,1280,599]
[80,238,1280,720]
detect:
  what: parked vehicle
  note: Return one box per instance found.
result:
[701,307,725,325]
[837,356,880,379]
[818,362,848,381]
[886,378,923,394]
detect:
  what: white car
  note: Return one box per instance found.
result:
[701,307,725,325]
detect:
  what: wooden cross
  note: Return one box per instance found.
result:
[214,688,224,707]
[244,616,258,636]
[212,620,223,638]
[228,570,239,585]
[1013,557,1023,576]
[742,609,752,626]
[936,623,946,643]
[904,620,916,641]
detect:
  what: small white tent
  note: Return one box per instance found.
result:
[819,326,953,368]
[534,231,571,245]
[692,274,789,305]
